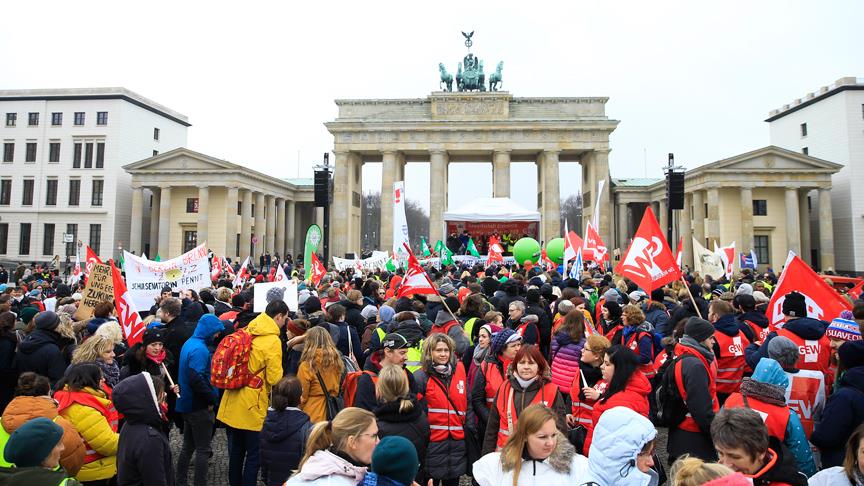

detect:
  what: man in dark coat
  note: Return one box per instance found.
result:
[15,311,67,384]
[156,298,195,380]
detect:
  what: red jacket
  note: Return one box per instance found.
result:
[584,371,651,455]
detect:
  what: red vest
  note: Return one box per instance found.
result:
[481,361,507,409]
[714,331,750,394]
[515,322,538,344]
[495,380,559,449]
[625,330,657,379]
[673,344,719,433]
[55,389,119,464]
[784,369,826,439]
[724,393,790,442]
[569,375,607,428]
[425,363,467,442]
[777,328,830,374]
[431,320,460,337]
[743,319,769,345]
[653,350,670,373]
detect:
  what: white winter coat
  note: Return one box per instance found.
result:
[285,449,367,486]
[808,466,857,486]
[472,433,590,486]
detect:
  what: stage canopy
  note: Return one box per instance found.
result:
[444,197,540,222]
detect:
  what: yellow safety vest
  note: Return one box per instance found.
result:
[464,317,479,347]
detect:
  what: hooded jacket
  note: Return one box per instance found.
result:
[812,365,864,467]
[54,386,119,482]
[260,407,313,486]
[472,432,590,486]
[374,398,430,483]
[585,406,659,486]
[15,329,67,383]
[175,314,223,414]
[217,312,284,431]
[745,316,827,371]
[285,449,367,486]
[583,371,652,455]
[643,301,671,337]
[737,310,769,342]
[744,437,808,486]
[113,372,174,486]
[0,395,85,475]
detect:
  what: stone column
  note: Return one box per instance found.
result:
[276,198,285,257]
[692,190,705,247]
[706,187,720,248]
[197,185,209,249]
[591,149,612,247]
[265,195,276,254]
[785,188,801,256]
[255,192,265,259]
[493,150,511,198]
[799,189,811,264]
[331,151,351,259]
[740,186,754,255]
[429,150,448,245]
[130,185,143,254]
[225,186,239,259]
[240,189,252,260]
[380,151,397,251]
[149,187,161,256]
[157,185,172,258]
[681,193,693,268]
[658,198,668,237]
[819,188,835,270]
[542,150,561,242]
[617,201,628,249]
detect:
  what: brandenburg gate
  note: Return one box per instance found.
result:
[326,91,619,259]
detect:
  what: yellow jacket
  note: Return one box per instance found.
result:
[217,312,284,431]
[56,387,118,482]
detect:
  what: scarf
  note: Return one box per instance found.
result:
[515,375,538,389]
[96,359,120,388]
[433,363,453,377]
[146,349,167,365]
[854,467,864,486]
[473,344,489,365]
[740,378,787,407]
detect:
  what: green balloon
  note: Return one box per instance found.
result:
[546,238,565,264]
[513,237,541,264]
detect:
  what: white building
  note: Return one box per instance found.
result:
[767,77,864,273]
[0,88,189,264]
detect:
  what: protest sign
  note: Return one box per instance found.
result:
[123,243,211,311]
[253,280,298,312]
[75,263,114,320]
[332,251,389,272]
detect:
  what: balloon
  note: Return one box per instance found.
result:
[513,238,541,264]
[546,238,565,264]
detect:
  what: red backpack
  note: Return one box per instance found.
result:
[342,370,377,408]
[211,328,262,389]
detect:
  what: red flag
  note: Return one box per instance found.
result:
[110,261,146,347]
[85,246,102,276]
[274,263,288,282]
[767,252,852,331]
[564,229,584,264]
[223,257,236,278]
[397,243,438,298]
[675,236,684,270]
[310,252,327,287]
[614,206,680,294]
[233,256,251,288]
[487,236,504,264]
[583,223,609,264]
[848,279,864,300]
[211,256,222,281]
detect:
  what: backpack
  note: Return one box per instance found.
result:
[341,370,377,408]
[211,328,260,389]
[654,352,696,427]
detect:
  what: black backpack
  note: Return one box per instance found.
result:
[654,351,696,427]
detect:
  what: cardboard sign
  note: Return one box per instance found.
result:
[75,263,114,320]
[253,281,298,313]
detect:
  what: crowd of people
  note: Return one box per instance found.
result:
[1,255,863,486]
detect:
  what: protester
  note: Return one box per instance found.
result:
[811,339,864,468]
[598,299,623,336]
[466,323,499,395]
[71,335,119,388]
[373,365,429,485]
[354,331,418,412]
[113,372,174,486]
[297,326,344,423]
[93,321,128,368]
[260,376,313,486]
[473,403,590,485]
[708,300,751,405]
[470,328,521,439]
[286,407,377,485]
[284,318,309,376]
[0,311,18,411]
[808,423,864,485]
[15,311,69,384]
[609,304,657,380]
[566,334,611,446]
[583,406,659,486]
[668,456,737,486]
[359,436,420,486]
[766,335,826,439]
[0,417,82,485]
[325,303,362,366]
[549,309,586,399]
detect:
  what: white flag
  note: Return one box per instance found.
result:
[393,182,410,261]
[693,237,725,280]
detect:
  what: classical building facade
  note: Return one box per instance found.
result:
[612,146,842,272]
[0,88,188,263]
[767,77,864,273]
[123,148,314,260]
[325,91,619,259]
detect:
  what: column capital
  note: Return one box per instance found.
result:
[333,150,351,157]
[544,149,562,155]
[159,183,173,191]
[131,183,143,191]
[381,149,399,157]
[493,149,512,155]
[196,184,210,190]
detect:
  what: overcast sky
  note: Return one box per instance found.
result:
[2,0,861,213]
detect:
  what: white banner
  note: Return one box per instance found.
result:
[332,251,390,272]
[693,237,725,280]
[592,179,605,228]
[393,182,410,260]
[123,244,211,311]
[419,255,517,267]
[253,281,298,312]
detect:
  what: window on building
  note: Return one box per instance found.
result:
[252,203,256,215]
[18,223,30,255]
[236,234,240,257]
[153,128,160,141]
[25,143,36,163]
[152,150,158,156]
[704,203,708,219]
[237,201,242,215]
[3,143,13,163]
[754,235,770,265]
[0,223,7,254]
[28,113,39,126]
[5,113,15,127]
[65,224,77,257]
[0,180,10,205]
[73,142,82,168]
[68,179,80,206]
[96,112,108,126]
[753,199,767,216]
[183,230,198,253]
[800,123,807,137]
[49,142,60,163]
[89,224,101,255]
[21,179,34,206]
[45,179,58,206]
[802,147,809,155]
[84,142,93,168]
[91,179,103,206]
[96,142,105,168]
[186,198,199,213]
[74,112,85,126]
[51,112,62,126]
[43,223,54,255]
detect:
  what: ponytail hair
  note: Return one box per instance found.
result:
[295,407,376,472]
[376,365,414,413]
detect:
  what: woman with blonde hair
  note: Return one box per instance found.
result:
[414,332,468,486]
[287,407,378,485]
[473,403,589,486]
[669,455,738,486]
[297,326,344,423]
[93,320,128,365]
[374,364,429,485]
[72,334,120,388]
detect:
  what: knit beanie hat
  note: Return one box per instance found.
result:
[490,328,521,357]
[781,291,807,318]
[303,296,322,314]
[752,291,770,304]
[684,317,715,343]
[603,288,622,304]
[603,300,622,320]
[826,317,862,342]
[143,327,166,346]
[378,305,396,324]
[286,319,308,337]
[767,336,799,369]
[735,283,753,296]
[480,323,503,337]
[360,305,379,322]
[265,286,285,304]
[3,417,64,467]
[838,340,864,370]
[34,311,60,331]
[650,288,665,302]
[18,306,39,325]
[370,436,419,486]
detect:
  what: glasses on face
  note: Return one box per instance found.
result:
[357,433,379,440]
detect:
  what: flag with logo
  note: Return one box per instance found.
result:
[85,246,103,277]
[563,220,583,264]
[233,256,251,288]
[715,241,736,280]
[70,250,83,284]
[274,263,288,282]
[766,251,852,331]
[421,238,432,257]
[222,257,236,279]
[392,182,410,261]
[487,235,504,264]
[309,251,327,287]
[110,260,146,347]
[211,255,223,281]
[675,236,684,270]
[614,206,680,294]
[583,222,609,265]
[466,237,480,257]
[693,237,725,280]
[740,250,758,270]
[569,245,583,280]
[397,243,438,298]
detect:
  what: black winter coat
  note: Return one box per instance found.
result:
[157,317,195,378]
[812,366,864,467]
[15,328,67,384]
[375,398,430,483]
[340,300,366,337]
[0,332,17,411]
[260,408,313,486]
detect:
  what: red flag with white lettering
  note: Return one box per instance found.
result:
[583,223,609,264]
[211,256,222,281]
[766,252,852,331]
[110,260,146,347]
[614,206,680,294]
[487,236,504,265]
[85,246,102,276]
[398,243,438,298]
[310,252,327,287]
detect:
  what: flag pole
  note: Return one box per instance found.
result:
[404,243,460,323]
[680,275,704,319]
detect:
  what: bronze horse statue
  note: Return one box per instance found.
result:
[439,63,453,92]
[489,61,503,91]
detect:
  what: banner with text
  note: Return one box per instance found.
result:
[332,251,390,272]
[75,263,114,320]
[123,244,211,311]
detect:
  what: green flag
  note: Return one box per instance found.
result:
[421,238,432,257]
[385,257,397,272]
[466,237,480,257]
[434,240,444,256]
[303,225,322,280]
[154,254,161,262]
[441,246,453,266]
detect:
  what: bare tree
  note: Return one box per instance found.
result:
[405,199,430,251]
[360,192,429,254]
[560,192,583,235]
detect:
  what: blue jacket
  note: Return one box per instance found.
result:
[749,358,817,476]
[585,406,659,486]
[643,302,671,337]
[745,316,827,370]
[812,366,864,468]
[175,314,223,413]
